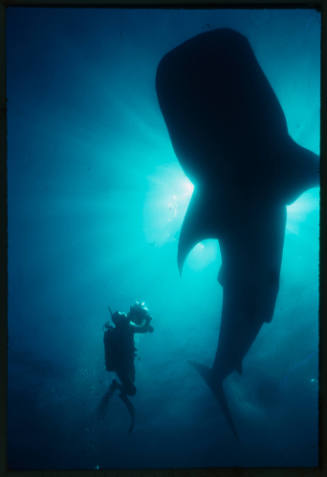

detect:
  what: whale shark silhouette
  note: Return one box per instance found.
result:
[156,28,319,439]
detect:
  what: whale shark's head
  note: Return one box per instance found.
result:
[156,29,286,181]
[156,28,318,204]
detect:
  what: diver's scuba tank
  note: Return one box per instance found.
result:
[104,324,115,371]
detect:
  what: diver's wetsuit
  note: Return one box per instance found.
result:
[104,312,152,396]
[100,307,153,432]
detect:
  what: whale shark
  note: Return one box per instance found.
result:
[155,28,319,439]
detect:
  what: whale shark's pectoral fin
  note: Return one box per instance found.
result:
[178,190,205,274]
[178,189,223,274]
[189,360,239,441]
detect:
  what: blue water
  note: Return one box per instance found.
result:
[7,8,320,469]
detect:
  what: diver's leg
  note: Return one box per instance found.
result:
[110,379,120,391]
[96,378,119,419]
[119,378,136,396]
[117,367,136,396]
[116,370,136,432]
[118,391,135,433]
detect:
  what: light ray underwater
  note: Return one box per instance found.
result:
[7,7,320,469]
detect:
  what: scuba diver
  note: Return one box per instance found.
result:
[97,301,153,432]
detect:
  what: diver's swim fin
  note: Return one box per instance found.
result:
[189,360,239,441]
[119,392,135,433]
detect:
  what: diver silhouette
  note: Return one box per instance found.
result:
[97,301,153,432]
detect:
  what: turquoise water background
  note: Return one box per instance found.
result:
[7,8,320,469]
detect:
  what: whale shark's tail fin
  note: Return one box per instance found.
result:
[189,360,239,441]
